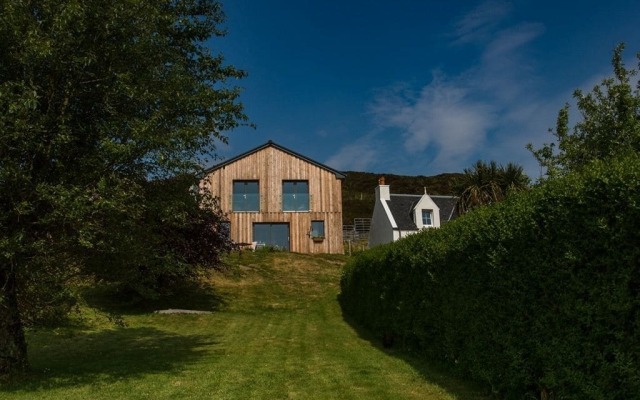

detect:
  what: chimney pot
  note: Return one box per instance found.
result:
[378,176,385,185]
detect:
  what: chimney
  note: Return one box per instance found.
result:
[376,176,390,201]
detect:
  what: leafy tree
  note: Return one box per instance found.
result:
[455,160,530,213]
[84,175,234,301]
[527,43,640,176]
[0,0,246,374]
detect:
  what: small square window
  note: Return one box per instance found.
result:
[311,220,325,238]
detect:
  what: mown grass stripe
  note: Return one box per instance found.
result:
[2,251,488,399]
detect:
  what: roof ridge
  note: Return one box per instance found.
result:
[203,140,346,179]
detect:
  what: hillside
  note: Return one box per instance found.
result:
[341,171,462,225]
[5,252,489,399]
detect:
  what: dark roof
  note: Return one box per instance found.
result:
[431,195,459,222]
[386,194,459,231]
[204,140,346,179]
[387,195,420,230]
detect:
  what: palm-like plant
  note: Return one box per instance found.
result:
[499,162,530,195]
[455,161,530,214]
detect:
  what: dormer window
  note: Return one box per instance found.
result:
[421,209,433,226]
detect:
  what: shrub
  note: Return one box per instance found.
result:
[340,155,640,399]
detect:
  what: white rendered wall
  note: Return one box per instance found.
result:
[369,194,395,247]
[414,194,441,229]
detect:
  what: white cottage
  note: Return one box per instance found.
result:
[368,177,458,247]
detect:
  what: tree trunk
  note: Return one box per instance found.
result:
[0,265,28,374]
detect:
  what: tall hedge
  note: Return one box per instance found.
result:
[340,155,640,399]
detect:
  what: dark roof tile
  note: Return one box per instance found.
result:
[387,195,420,230]
[431,195,459,222]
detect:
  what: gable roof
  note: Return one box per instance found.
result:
[387,195,421,230]
[386,193,459,231]
[204,140,346,179]
[431,195,459,223]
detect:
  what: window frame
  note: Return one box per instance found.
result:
[421,209,433,226]
[311,220,325,238]
[282,180,310,212]
[232,180,260,212]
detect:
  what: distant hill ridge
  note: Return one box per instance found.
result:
[341,171,462,225]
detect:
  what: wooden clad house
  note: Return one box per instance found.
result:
[201,141,345,254]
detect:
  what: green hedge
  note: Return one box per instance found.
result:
[340,156,640,399]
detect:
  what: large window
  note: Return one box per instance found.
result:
[253,223,290,251]
[233,180,259,212]
[422,209,433,226]
[282,180,309,211]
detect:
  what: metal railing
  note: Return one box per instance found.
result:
[343,218,371,242]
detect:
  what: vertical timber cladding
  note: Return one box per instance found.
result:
[202,142,344,254]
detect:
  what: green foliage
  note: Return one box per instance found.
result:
[17,271,78,327]
[86,175,234,301]
[340,155,640,399]
[0,0,245,373]
[528,43,640,176]
[453,160,530,213]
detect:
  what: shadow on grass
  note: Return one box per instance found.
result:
[1,326,219,392]
[82,280,229,315]
[338,305,492,400]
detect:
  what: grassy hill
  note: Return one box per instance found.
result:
[3,252,489,400]
[341,171,462,225]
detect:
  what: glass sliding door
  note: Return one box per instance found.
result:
[253,223,290,251]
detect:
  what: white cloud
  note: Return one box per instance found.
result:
[324,136,381,172]
[365,2,550,174]
[453,0,512,44]
[475,24,545,103]
[370,75,496,168]
[483,22,545,61]
[327,0,558,176]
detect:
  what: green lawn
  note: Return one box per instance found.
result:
[1,251,490,399]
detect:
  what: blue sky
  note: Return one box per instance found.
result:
[210,0,640,178]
